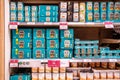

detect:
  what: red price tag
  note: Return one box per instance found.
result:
[48,60,60,67]
[9,22,18,29]
[10,59,18,67]
[59,22,68,29]
[104,22,114,28]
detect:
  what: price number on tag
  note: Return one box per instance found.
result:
[59,22,68,29]
[9,22,18,29]
[10,59,18,67]
[104,22,114,28]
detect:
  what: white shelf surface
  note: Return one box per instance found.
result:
[11,22,120,27]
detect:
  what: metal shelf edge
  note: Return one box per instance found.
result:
[10,59,120,62]
[16,22,120,27]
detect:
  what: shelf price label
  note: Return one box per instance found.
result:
[100,59,108,62]
[84,59,92,62]
[60,60,69,67]
[109,59,117,62]
[104,22,114,28]
[27,22,35,25]
[48,60,60,67]
[9,22,18,29]
[59,22,68,30]
[10,59,18,67]
[44,22,52,25]
[19,60,41,67]
[30,60,41,67]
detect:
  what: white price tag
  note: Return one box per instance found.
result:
[84,59,92,62]
[10,60,18,67]
[27,22,35,25]
[60,60,69,67]
[19,60,41,67]
[70,59,83,62]
[86,22,95,24]
[44,22,52,25]
[30,60,41,67]
[59,22,68,29]
[109,59,117,62]
[94,59,101,62]
[104,22,114,28]
[9,25,18,29]
[9,22,18,29]
[10,63,18,67]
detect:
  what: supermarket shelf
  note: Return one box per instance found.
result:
[14,22,120,28]
[9,58,120,68]
[67,67,91,70]
[10,0,120,3]
[10,0,60,4]
[68,22,120,27]
[18,22,59,27]
[68,22,105,27]
[10,58,120,63]
[101,39,120,44]
[93,69,120,72]
[70,58,119,62]
[94,79,120,80]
